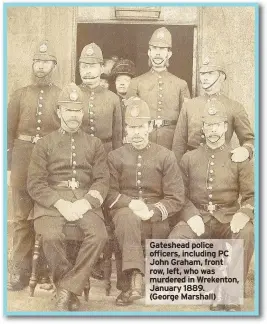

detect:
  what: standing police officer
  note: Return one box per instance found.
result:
[127,27,190,149]
[78,43,123,152]
[7,40,61,290]
[172,56,254,163]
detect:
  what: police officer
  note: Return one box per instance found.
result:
[27,83,109,311]
[169,101,254,311]
[106,97,185,305]
[172,56,254,163]
[7,40,61,290]
[127,27,190,149]
[111,58,136,142]
[78,43,123,152]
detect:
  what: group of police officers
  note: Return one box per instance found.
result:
[7,26,254,312]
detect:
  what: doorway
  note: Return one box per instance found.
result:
[76,23,195,95]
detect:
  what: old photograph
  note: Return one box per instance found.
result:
[4,3,258,316]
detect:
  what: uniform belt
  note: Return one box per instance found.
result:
[49,180,88,190]
[152,119,177,128]
[17,134,42,144]
[194,202,237,212]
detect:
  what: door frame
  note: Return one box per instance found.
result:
[72,10,201,97]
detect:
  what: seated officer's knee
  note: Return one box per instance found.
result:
[168,221,195,239]
[91,229,108,246]
[115,207,140,225]
[238,221,254,240]
[42,230,65,242]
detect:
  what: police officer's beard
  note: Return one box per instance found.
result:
[32,69,54,86]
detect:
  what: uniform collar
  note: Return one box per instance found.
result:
[203,143,228,154]
[129,142,152,153]
[80,84,104,93]
[204,92,222,99]
[58,127,81,135]
[150,68,168,75]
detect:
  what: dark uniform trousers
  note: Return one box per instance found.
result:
[34,210,108,296]
[169,218,254,283]
[112,207,170,292]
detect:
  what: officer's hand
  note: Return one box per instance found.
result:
[231,147,249,163]
[129,199,147,211]
[133,205,154,221]
[147,204,162,222]
[230,212,250,234]
[54,199,77,221]
[187,215,205,237]
[72,199,92,218]
[7,171,11,187]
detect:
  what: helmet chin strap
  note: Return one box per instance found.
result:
[203,72,221,91]
[61,113,82,133]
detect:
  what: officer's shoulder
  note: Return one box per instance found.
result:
[183,96,205,108]
[167,72,188,85]
[105,89,120,101]
[152,143,175,159]
[108,145,126,160]
[181,148,200,163]
[220,94,244,111]
[131,71,151,82]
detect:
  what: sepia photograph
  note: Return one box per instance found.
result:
[4,2,259,316]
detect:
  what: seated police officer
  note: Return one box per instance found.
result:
[169,100,254,311]
[106,97,185,305]
[27,83,109,311]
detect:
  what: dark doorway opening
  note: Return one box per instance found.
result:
[76,23,194,95]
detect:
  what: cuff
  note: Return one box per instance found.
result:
[243,144,254,159]
[109,194,132,209]
[154,202,168,221]
[239,204,254,220]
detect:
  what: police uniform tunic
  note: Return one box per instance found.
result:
[79,84,123,152]
[7,83,61,275]
[106,142,185,277]
[169,144,254,280]
[27,128,109,295]
[172,94,254,162]
[126,69,190,149]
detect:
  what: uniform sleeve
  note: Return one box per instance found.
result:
[7,88,23,170]
[179,80,191,108]
[172,103,188,163]
[27,139,61,208]
[105,151,132,209]
[84,139,110,209]
[234,102,254,155]
[112,96,123,150]
[179,154,200,222]
[152,151,185,219]
[237,159,254,219]
[126,78,138,98]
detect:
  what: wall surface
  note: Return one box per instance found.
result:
[7,6,255,125]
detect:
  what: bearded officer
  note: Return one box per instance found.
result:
[172,56,254,163]
[27,83,109,311]
[78,43,122,152]
[169,101,254,311]
[106,97,185,305]
[111,58,136,143]
[7,40,61,290]
[126,27,190,149]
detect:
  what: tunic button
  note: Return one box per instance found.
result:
[91,127,94,130]
[210,170,214,174]
[159,87,163,91]
[38,112,42,115]
[208,186,213,190]
[71,138,75,142]
[209,194,213,198]
[90,97,94,100]
[72,146,76,149]
[210,162,214,166]
[73,170,77,174]
[73,161,77,165]
[137,180,141,185]
[201,135,205,138]
[36,127,41,131]
[91,92,95,95]
[158,101,162,105]
[72,153,76,157]
[200,143,204,146]
[37,120,41,123]
[209,201,213,205]
[90,119,94,122]
[159,94,163,98]
[90,104,94,107]
[158,109,161,112]
[39,104,42,108]
[40,90,44,93]
[137,172,142,176]
[211,155,215,158]
[137,163,141,167]
[158,75,162,79]
[157,116,161,118]
[209,178,213,182]
[139,190,143,195]
[138,155,142,159]
[89,111,94,115]
[90,134,95,137]
[39,97,43,100]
